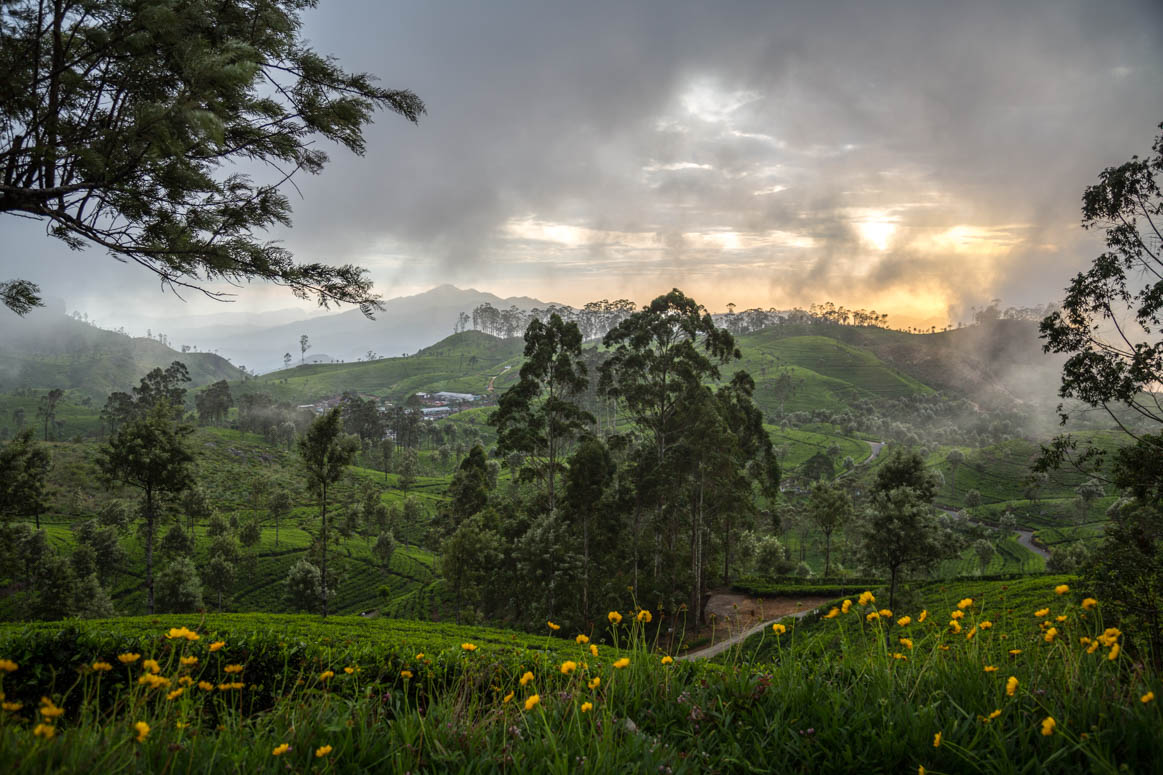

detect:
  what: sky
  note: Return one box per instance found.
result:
[2,0,1162,330]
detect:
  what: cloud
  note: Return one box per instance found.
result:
[2,0,1161,328]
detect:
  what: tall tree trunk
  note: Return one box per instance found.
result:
[145,486,155,615]
[321,482,328,617]
[824,531,833,577]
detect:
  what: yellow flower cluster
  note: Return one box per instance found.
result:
[0,659,19,672]
[165,627,200,641]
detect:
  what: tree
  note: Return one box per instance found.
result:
[858,486,947,613]
[97,401,195,614]
[964,489,982,509]
[133,362,191,414]
[1075,479,1105,526]
[0,0,424,317]
[195,380,233,426]
[973,539,995,575]
[268,491,293,548]
[205,554,236,612]
[563,436,615,622]
[155,557,204,613]
[180,486,213,536]
[36,388,63,441]
[804,480,853,577]
[379,438,394,484]
[439,515,501,624]
[492,313,593,511]
[871,449,939,503]
[300,335,311,365]
[946,449,966,500]
[1040,123,1163,434]
[159,524,194,560]
[398,448,418,494]
[73,519,126,588]
[0,428,52,529]
[285,559,324,614]
[446,445,492,527]
[373,530,397,571]
[284,353,293,370]
[297,408,358,617]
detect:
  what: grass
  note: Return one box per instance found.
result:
[0,581,1159,773]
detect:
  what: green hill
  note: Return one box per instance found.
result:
[0,307,244,399]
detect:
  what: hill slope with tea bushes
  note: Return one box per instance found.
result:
[0,578,1159,773]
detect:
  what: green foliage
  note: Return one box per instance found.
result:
[0,0,424,314]
[0,428,51,526]
[154,557,204,614]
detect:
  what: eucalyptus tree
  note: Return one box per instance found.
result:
[97,400,195,614]
[805,479,853,577]
[297,408,359,617]
[493,313,593,512]
[0,428,51,529]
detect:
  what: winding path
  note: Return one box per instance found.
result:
[679,606,823,661]
[862,440,885,465]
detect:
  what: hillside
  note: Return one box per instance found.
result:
[235,331,525,404]
[0,304,244,398]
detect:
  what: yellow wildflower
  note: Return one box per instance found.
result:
[576,634,590,644]
[1081,598,1098,610]
[1034,608,1049,618]
[547,621,561,631]
[866,612,880,622]
[661,656,674,665]
[223,664,243,674]
[897,616,912,627]
[179,676,193,686]
[92,661,112,672]
[33,723,55,739]
[588,677,601,689]
[502,691,514,703]
[949,620,962,634]
[613,658,630,669]
[272,743,290,756]
[933,731,942,748]
[858,591,876,606]
[461,643,477,652]
[637,609,652,623]
[892,653,908,660]
[988,709,1002,720]
[825,607,840,619]
[316,745,333,758]
[525,694,541,711]
[581,701,593,712]
[772,622,787,634]
[2,701,22,712]
[918,609,928,622]
[1055,615,1067,623]
[983,665,998,673]
[416,653,425,659]
[1109,644,1120,660]
[117,653,140,664]
[39,700,64,720]
[520,671,534,686]
[899,637,914,650]
[167,688,185,700]
[590,644,599,657]
[209,641,225,652]
[1141,692,1155,704]
[179,656,198,666]
[957,598,974,610]
[165,627,199,641]
[878,609,893,618]
[1054,584,1069,595]
[841,599,853,614]
[1009,649,1023,656]
[967,626,978,640]
[979,621,993,630]
[0,659,19,672]
[1044,627,1059,643]
[561,660,578,675]
[142,659,160,674]
[198,681,215,691]
[1006,676,1018,697]
[950,610,965,620]
[400,670,413,679]
[319,670,335,680]
[608,611,623,625]
[1041,716,1056,736]
[134,721,150,743]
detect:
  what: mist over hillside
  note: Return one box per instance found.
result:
[0,300,244,397]
[152,285,552,373]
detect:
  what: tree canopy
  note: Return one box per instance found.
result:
[0,0,424,316]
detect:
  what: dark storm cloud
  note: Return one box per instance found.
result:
[2,0,1162,324]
